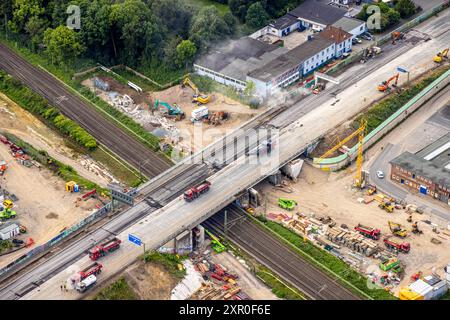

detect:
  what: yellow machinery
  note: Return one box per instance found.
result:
[181,77,211,104]
[315,119,367,188]
[379,202,394,213]
[2,199,13,210]
[388,221,408,238]
[434,48,449,63]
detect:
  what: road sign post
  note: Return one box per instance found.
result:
[397,67,410,85]
[128,234,145,255]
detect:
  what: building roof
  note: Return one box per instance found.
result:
[194,37,288,82]
[318,25,352,44]
[289,0,348,26]
[390,132,450,189]
[270,13,299,30]
[0,222,19,234]
[332,16,366,33]
[248,37,334,82]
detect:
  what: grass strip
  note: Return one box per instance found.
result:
[94,277,138,300]
[143,251,187,279]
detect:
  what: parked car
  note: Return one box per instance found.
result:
[361,32,373,41]
[352,37,362,45]
[376,170,384,179]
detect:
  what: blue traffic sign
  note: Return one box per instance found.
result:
[128,234,142,246]
[397,67,408,73]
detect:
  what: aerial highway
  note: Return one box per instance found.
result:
[0,9,448,300]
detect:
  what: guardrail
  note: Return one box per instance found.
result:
[313,68,450,171]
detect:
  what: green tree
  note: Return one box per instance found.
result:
[43,25,85,65]
[244,80,256,97]
[245,2,270,29]
[395,0,417,18]
[190,6,230,51]
[110,0,163,65]
[8,0,44,33]
[176,39,197,69]
[24,15,47,48]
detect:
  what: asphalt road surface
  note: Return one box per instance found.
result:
[204,206,360,300]
[0,43,171,178]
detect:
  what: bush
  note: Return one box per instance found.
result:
[94,278,137,300]
[0,71,97,150]
[143,251,187,279]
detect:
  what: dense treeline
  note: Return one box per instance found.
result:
[356,0,420,33]
[0,71,97,149]
[0,0,236,72]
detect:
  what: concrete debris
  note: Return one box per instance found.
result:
[170,260,204,300]
[79,156,118,184]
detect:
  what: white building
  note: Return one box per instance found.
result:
[0,222,20,240]
[287,0,349,32]
[332,16,367,39]
[194,37,288,92]
[318,25,353,58]
[247,37,336,98]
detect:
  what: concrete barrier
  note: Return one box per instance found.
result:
[313,69,450,171]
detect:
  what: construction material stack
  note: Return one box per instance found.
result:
[326,226,379,257]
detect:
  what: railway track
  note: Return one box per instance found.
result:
[0,43,171,178]
[204,206,361,300]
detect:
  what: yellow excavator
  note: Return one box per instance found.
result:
[181,77,211,105]
[434,48,449,63]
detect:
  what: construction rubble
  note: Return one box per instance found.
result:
[188,249,251,300]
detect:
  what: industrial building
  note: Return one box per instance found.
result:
[389,132,450,205]
[247,37,336,97]
[332,16,368,39]
[194,0,360,98]
[194,37,288,91]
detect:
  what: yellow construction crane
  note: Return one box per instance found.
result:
[181,77,211,104]
[315,119,367,187]
[434,48,449,63]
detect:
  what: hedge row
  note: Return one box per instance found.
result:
[0,71,97,149]
[355,67,449,132]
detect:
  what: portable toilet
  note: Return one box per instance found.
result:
[74,184,80,193]
[66,181,76,192]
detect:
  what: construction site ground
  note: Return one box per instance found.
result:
[0,94,116,269]
[87,246,277,300]
[82,76,261,154]
[0,93,115,187]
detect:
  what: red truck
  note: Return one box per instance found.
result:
[354,224,381,240]
[79,262,103,280]
[88,237,122,261]
[383,237,410,253]
[183,181,211,202]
